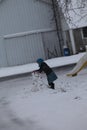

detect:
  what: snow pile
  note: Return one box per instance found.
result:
[0,52,85,78]
[0,66,86,130]
[0,54,87,130]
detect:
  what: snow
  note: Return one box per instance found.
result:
[0,53,87,130]
[59,0,87,29]
[0,52,85,78]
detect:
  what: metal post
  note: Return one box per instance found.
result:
[69,29,76,54]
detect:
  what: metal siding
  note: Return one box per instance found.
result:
[26,34,45,61]
[0,0,55,35]
[0,0,61,67]
[4,34,45,66]
[0,38,8,67]
[42,31,61,59]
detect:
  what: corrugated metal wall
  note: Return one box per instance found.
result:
[0,0,55,35]
[0,0,61,67]
[0,38,8,67]
[3,34,45,66]
[42,31,61,59]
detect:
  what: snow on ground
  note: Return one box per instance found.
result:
[0,52,85,78]
[0,65,87,130]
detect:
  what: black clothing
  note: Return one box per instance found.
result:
[38,62,52,75]
[37,61,57,89]
[49,82,55,89]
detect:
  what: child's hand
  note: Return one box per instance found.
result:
[32,70,39,73]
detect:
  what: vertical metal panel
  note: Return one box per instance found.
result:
[3,30,61,67]
[0,0,55,35]
[42,31,61,59]
[0,37,7,67]
[4,34,45,66]
[0,0,61,67]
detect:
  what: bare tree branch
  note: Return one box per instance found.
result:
[57,0,87,28]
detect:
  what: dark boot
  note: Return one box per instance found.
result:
[49,83,55,89]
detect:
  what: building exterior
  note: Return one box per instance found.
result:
[0,0,63,67]
[60,0,87,54]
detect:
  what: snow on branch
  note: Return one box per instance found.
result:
[57,0,87,28]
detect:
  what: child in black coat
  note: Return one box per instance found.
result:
[36,58,57,89]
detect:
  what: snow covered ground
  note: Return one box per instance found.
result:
[0,52,85,78]
[0,64,87,130]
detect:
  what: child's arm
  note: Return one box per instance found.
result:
[38,66,43,73]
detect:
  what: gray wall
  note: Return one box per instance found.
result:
[0,0,61,67]
[0,0,55,35]
[73,28,87,52]
[65,28,87,54]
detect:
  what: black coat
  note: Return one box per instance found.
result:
[38,62,52,75]
[38,62,57,83]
